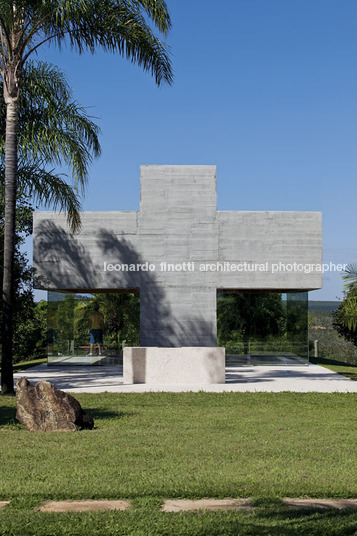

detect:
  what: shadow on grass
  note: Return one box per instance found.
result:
[2,505,357,536]
[0,406,17,427]
[158,507,357,536]
[0,399,137,428]
[84,408,138,421]
[310,356,357,368]
[243,506,357,536]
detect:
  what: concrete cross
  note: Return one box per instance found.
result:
[34,166,322,347]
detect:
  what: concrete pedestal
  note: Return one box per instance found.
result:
[123,347,225,385]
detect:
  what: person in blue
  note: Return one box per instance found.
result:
[87,303,105,356]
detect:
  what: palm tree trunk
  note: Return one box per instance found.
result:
[1,99,19,395]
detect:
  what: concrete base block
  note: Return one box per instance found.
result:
[123,347,225,384]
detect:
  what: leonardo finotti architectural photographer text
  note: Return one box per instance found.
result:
[103,261,346,274]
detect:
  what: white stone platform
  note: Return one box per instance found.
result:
[9,363,357,393]
[123,347,225,384]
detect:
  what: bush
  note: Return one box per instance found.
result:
[13,300,47,363]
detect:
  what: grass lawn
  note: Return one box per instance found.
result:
[311,356,357,382]
[1,391,357,535]
[13,358,47,373]
[0,358,47,376]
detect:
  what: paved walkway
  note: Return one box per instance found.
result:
[12,363,357,393]
[3,498,357,512]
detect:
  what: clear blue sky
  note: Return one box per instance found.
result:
[31,0,357,301]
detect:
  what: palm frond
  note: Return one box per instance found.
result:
[343,262,357,292]
[135,0,172,35]
[0,60,101,192]
[17,0,173,86]
[339,295,357,332]
[17,163,82,233]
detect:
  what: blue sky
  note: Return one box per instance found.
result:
[31,0,357,301]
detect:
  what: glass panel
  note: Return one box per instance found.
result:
[47,291,140,365]
[47,291,75,365]
[217,291,309,366]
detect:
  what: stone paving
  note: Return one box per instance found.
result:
[162,499,254,512]
[162,498,357,511]
[11,362,357,393]
[3,499,357,512]
[37,500,131,512]
[283,498,357,510]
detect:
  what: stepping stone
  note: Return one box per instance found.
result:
[283,499,357,510]
[0,501,10,510]
[37,500,131,512]
[162,499,254,512]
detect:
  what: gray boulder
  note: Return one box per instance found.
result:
[16,377,94,431]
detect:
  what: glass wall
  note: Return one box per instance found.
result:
[217,291,309,365]
[48,289,308,366]
[47,291,140,365]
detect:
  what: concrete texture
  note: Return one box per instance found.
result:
[37,500,131,512]
[33,165,322,348]
[12,363,357,393]
[123,347,225,384]
[162,499,254,512]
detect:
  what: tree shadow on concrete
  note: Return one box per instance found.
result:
[98,230,215,347]
[34,222,216,348]
[34,220,97,289]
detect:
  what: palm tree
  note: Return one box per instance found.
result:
[0,60,102,393]
[340,263,357,332]
[1,60,101,228]
[0,1,172,394]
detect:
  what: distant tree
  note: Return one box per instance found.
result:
[0,194,46,362]
[332,263,357,346]
[98,293,140,350]
[13,299,47,363]
[217,292,286,352]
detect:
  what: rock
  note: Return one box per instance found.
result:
[16,377,94,431]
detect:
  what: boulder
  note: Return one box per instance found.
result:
[16,377,94,431]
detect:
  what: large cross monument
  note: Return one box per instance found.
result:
[33,166,322,383]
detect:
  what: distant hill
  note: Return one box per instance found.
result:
[309,301,340,311]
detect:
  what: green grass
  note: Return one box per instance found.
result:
[1,392,357,535]
[311,356,357,381]
[0,358,47,376]
[13,358,47,373]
